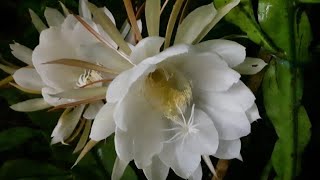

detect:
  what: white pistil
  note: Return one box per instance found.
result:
[163,104,199,145]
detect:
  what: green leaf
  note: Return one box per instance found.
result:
[214,0,278,53]
[0,159,70,179]
[258,0,294,59]
[295,10,313,64]
[258,0,312,179]
[95,137,138,180]
[0,127,41,152]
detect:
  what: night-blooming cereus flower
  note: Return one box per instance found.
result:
[87,0,267,179]
[7,0,140,151]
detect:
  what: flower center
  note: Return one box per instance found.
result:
[77,69,103,88]
[144,65,192,120]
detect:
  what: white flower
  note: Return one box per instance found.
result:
[9,0,141,147]
[87,0,267,179]
[90,35,265,179]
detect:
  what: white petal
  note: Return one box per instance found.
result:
[51,105,85,143]
[115,128,134,162]
[179,52,240,92]
[107,44,189,103]
[111,157,129,180]
[79,0,91,20]
[233,57,267,75]
[159,142,201,179]
[199,105,251,140]
[183,108,219,155]
[143,156,169,180]
[13,68,45,91]
[246,103,260,123]
[42,87,76,106]
[83,101,104,120]
[107,63,155,103]
[10,98,51,112]
[10,43,33,65]
[189,164,203,180]
[195,81,255,112]
[114,85,165,168]
[44,7,65,27]
[78,42,133,72]
[29,9,47,32]
[214,139,241,159]
[124,20,143,45]
[145,0,160,36]
[33,28,83,90]
[89,103,116,141]
[195,39,246,67]
[174,4,217,45]
[130,37,164,65]
[195,0,240,43]
[101,7,116,25]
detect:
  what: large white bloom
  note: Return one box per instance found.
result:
[9,0,140,146]
[90,36,266,179]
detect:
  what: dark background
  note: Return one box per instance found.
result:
[0,0,319,179]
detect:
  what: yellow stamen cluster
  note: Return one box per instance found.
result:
[144,66,192,120]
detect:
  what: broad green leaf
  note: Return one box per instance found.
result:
[96,137,138,180]
[0,159,70,179]
[0,127,42,152]
[214,0,278,53]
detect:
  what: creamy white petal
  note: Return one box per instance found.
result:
[29,9,47,32]
[159,141,201,179]
[195,81,255,112]
[89,103,116,141]
[174,4,217,45]
[182,108,219,155]
[13,68,45,91]
[51,105,85,143]
[178,53,240,92]
[143,156,169,180]
[111,157,129,180]
[79,0,91,20]
[44,7,65,27]
[194,39,246,67]
[130,37,164,65]
[10,43,33,65]
[33,27,83,90]
[78,42,133,72]
[246,103,260,123]
[42,87,76,106]
[125,20,143,45]
[189,164,203,180]
[145,0,160,36]
[214,139,241,159]
[199,105,251,140]
[10,98,51,112]
[101,7,115,25]
[115,128,134,162]
[70,21,100,47]
[107,44,189,103]
[107,63,155,103]
[114,84,165,168]
[83,101,104,120]
[233,57,267,75]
